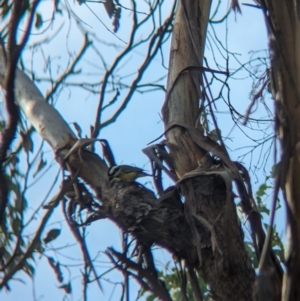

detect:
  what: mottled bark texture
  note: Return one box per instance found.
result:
[161,0,255,300]
[106,175,254,301]
[261,1,300,300]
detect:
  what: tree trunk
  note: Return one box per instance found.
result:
[161,0,255,300]
[262,1,300,300]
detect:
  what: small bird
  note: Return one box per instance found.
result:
[108,165,151,182]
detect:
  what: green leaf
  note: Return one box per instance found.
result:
[20,131,33,153]
[35,13,43,29]
[271,162,280,178]
[47,256,64,283]
[2,1,12,19]
[43,229,61,244]
[104,0,115,18]
[12,217,21,234]
[59,282,71,294]
[24,261,35,277]
[112,6,121,33]
[33,155,47,178]
[257,200,270,215]
[256,182,270,198]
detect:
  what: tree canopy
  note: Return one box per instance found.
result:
[0,1,298,300]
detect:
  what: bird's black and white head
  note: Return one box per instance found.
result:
[108,165,121,179]
[108,165,151,182]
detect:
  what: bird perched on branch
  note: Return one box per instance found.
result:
[108,165,151,182]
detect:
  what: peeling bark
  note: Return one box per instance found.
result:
[261,1,300,300]
[161,0,255,300]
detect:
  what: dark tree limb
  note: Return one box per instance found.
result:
[0,0,40,225]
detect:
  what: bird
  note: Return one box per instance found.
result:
[108,165,151,182]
